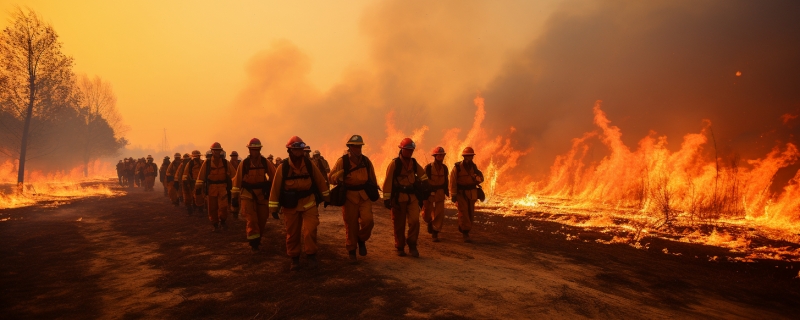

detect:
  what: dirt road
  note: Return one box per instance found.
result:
[2,183,799,319]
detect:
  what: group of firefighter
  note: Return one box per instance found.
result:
[124,135,484,271]
[115,156,160,191]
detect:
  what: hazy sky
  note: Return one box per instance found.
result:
[0,0,557,152]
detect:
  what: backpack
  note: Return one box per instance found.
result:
[278,157,323,208]
[425,162,449,197]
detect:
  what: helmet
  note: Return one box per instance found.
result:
[173,152,181,158]
[247,138,262,149]
[183,153,190,159]
[399,138,416,150]
[432,146,446,155]
[230,151,238,157]
[461,147,475,156]
[304,145,311,152]
[267,154,274,160]
[275,157,282,163]
[163,156,170,160]
[146,155,153,160]
[286,136,306,149]
[191,150,201,157]
[346,135,365,146]
[313,150,321,156]
[210,142,223,150]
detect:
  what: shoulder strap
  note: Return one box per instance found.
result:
[242,156,251,176]
[425,163,431,179]
[304,157,319,196]
[342,154,350,179]
[364,156,378,187]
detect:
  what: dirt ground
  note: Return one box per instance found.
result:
[1,181,799,319]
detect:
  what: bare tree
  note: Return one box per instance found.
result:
[0,7,74,190]
[76,74,128,176]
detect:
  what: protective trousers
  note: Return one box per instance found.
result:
[169,183,181,204]
[283,206,320,257]
[391,199,420,249]
[145,176,156,191]
[161,181,168,196]
[456,194,475,232]
[207,194,229,224]
[342,195,374,251]
[242,197,269,240]
[183,183,194,209]
[422,199,445,232]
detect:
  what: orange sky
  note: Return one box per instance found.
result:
[0,0,558,152]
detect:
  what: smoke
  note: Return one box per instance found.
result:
[221,0,800,188]
[483,0,800,177]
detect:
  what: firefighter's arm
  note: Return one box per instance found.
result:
[226,162,236,180]
[181,163,190,182]
[195,161,207,189]
[174,164,184,181]
[266,160,277,181]
[231,160,244,197]
[416,162,429,183]
[449,164,458,201]
[268,164,283,211]
[382,161,395,199]
[311,163,330,202]
[328,158,344,185]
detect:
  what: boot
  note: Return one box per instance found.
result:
[358,241,367,256]
[408,245,419,258]
[463,231,472,243]
[427,222,434,234]
[307,254,318,269]
[432,231,440,242]
[290,257,301,271]
[396,247,407,257]
[219,220,227,231]
[348,250,358,263]
[212,223,219,232]
[249,238,260,251]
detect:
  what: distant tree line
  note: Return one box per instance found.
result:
[0,7,127,187]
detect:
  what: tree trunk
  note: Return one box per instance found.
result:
[16,75,36,193]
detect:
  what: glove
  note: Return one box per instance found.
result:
[272,211,280,220]
[383,199,392,210]
[451,197,457,203]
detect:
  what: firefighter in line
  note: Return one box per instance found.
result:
[231,138,276,251]
[448,147,484,243]
[182,150,204,215]
[329,135,378,263]
[135,158,146,188]
[160,156,171,196]
[274,156,282,165]
[382,138,428,257]
[228,151,241,219]
[167,153,186,206]
[312,150,331,184]
[266,154,275,166]
[116,160,124,186]
[423,147,449,242]
[196,143,236,232]
[143,155,159,192]
[125,158,136,189]
[270,136,330,271]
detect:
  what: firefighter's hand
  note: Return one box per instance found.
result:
[271,211,280,220]
[383,199,392,210]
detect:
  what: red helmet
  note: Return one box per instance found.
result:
[230,151,238,156]
[286,136,306,149]
[432,146,446,155]
[398,138,416,150]
[191,150,201,157]
[210,142,222,150]
[247,138,262,149]
[461,147,475,156]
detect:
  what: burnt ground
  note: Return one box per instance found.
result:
[1,181,799,319]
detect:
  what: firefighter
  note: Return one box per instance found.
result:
[196,143,236,232]
[329,135,378,262]
[229,151,242,218]
[266,154,274,166]
[125,158,136,189]
[160,156,171,196]
[382,138,428,257]
[304,145,312,160]
[135,158,146,187]
[275,156,282,165]
[166,153,185,206]
[423,147,449,242]
[182,150,204,215]
[116,160,124,186]
[269,136,330,271]
[143,155,159,192]
[231,138,276,251]
[312,150,331,184]
[448,147,484,243]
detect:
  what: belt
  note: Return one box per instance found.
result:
[207,179,227,185]
[395,185,415,194]
[345,184,367,191]
[457,184,477,190]
[242,181,270,189]
[287,189,314,198]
